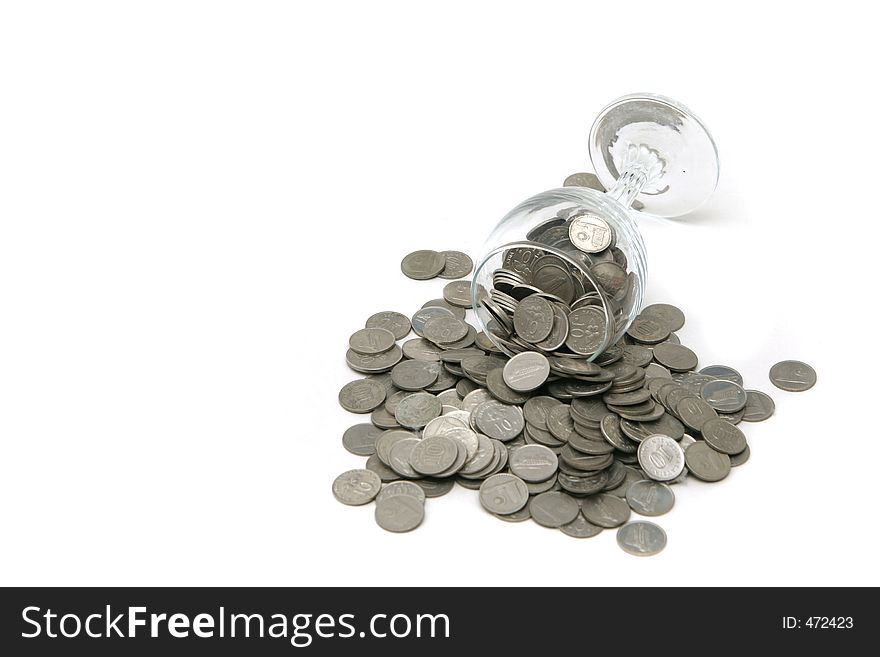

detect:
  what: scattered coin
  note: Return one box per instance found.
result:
[503,352,550,392]
[375,494,425,532]
[641,303,685,332]
[529,491,580,528]
[742,390,775,422]
[332,469,382,506]
[769,360,817,392]
[394,392,442,429]
[401,249,446,280]
[701,418,747,455]
[365,311,411,340]
[580,493,631,528]
[560,511,604,538]
[699,364,743,385]
[377,480,426,505]
[342,423,383,456]
[653,343,698,372]
[617,521,667,556]
[637,434,685,482]
[338,378,387,413]
[391,360,440,391]
[685,442,731,482]
[700,379,747,413]
[442,280,475,308]
[438,251,474,279]
[626,480,675,516]
[410,435,460,475]
[509,444,558,482]
[479,473,529,515]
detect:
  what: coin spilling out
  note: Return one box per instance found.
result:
[334,250,814,553]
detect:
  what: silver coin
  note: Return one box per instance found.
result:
[546,404,576,442]
[365,453,401,482]
[342,423,383,456]
[569,214,613,254]
[675,396,719,432]
[560,511,604,538]
[534,302,570,351]
[563,172,605,190]
[486,367,531,405]
[394,391,442,429]
[730,443,751,467]
[376,429,418,465]
[640,303,685,332]
[390,359,440,391]
[371,406,400,432]
[513,295,554,343]
[414,478,455,498]
[442,280,475,308]
[338,378,387,413]
[410,435,460,476]
[376,480,426,505]
[401,337,442,362]
[699,364,743,385]
[503,352,550,392]
[460,433,496,475]
[437,250,474,280]
[580,493,631,528]
[625,480,675,516]
[346,345,403,374]
[529,491,580,528]
[637,434,685,482]
[622,344,654,368]
[653,343,698,372]
[401,249,446,280]
[684,441,731,482]
[742,390,775,422]
[411,306,455,336]
[509,444,558,482]
[679,433,698,450]
[479,473,529,515]
[375,494,424,532]
[423,412,468,436]
[332,469,381,506]
[565,306,607,355]
[421,298,467,320]
[626,315,670,344]
[423,315,469,345]
[700,379,747,413]
[348,328,394,356]
[472,400,525,442]
[532,262,575,304]
[523,396,563,430]
[589,262,627,298]
[644,362,672,380]
[387,438,421,478]
[769,360,816,392]
[365,310,411,340]
[493,505,532,522]
[701,418,747,455]
[617,521,667,556]
[461,388,494,414]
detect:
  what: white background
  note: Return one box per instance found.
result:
[1,1,877,587]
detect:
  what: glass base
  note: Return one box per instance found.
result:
[589,94,719,218]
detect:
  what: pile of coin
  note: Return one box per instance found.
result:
[335,249,814,556]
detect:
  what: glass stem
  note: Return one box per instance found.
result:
[606,164,649,208]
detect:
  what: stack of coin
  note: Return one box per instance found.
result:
[334,249,812,557]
